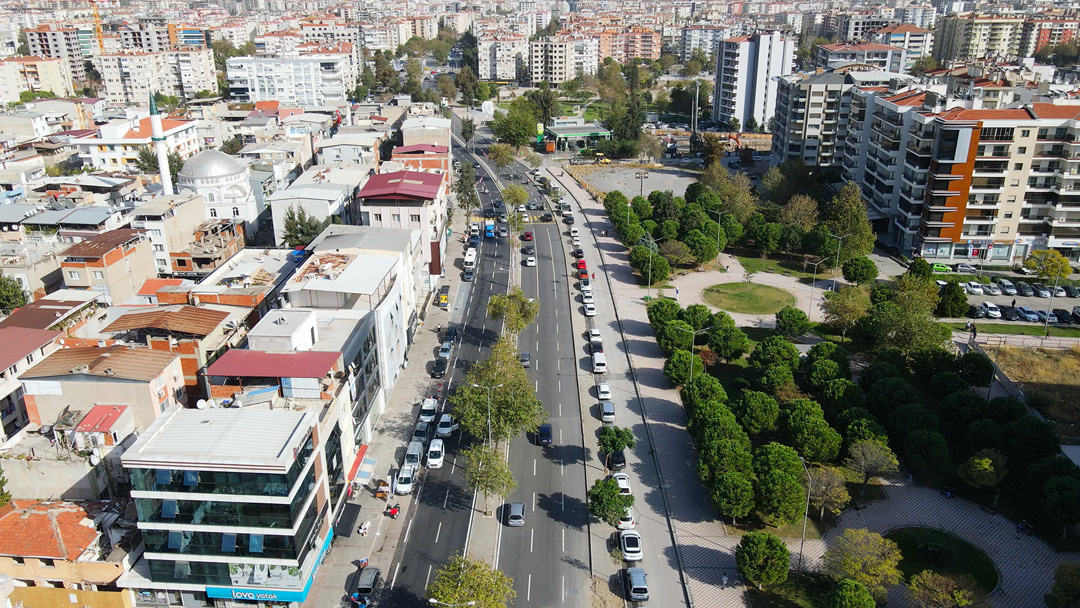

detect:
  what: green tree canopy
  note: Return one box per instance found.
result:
[822,528,902,601]
[774,305,810,339]
[957,448,1007,507]
[731,390,779,436]
[830,579,875,608]
[598,426,636,455]
[823,182,875,264]
[841,257,878,285]
[822,286,870,343]
[1023,249,1072,281]
[425,554,516,608]
[808,466,850,519]
[487,287,540,334]
[461,444,516,512]
[449,336,546,443]
[0,275,28,313]
[845,440,899,500]
[587,476,635,525]
[1046,561,1080,608]
[280,205,327,248]
[735,531,790,590]
[711,471,755,524]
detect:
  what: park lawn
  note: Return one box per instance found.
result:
[703,283,796,315]
[735,253,840,282]
[727,514,826,541]
[885,527,999,593]
[744,572,835,608]
[941,322,1080,338]
[583,102,607,122]
[983,343,1080,426]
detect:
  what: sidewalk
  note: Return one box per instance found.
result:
[305,188,470,608]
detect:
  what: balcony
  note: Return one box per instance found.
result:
[907,140,932,156]
[1034,147,1070,159]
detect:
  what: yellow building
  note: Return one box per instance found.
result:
[0,56,75,103]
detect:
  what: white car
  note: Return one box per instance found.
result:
[436,414,459,438]
[582,292,595,304]
[589,328,602,341]
[966,281,984,295]
[616,507,636,530]
[981,301,1002,319]
[1056,285,1068,297]
[521,213,529,224]
[395,464,417,495]
[517,205,527,213]
[418,398,438,424]
[427,439,445,469]
[525,256,537,267]
[584,303,597,316]
[612,473,632,495]
[600,401,616,423]
[572,236,582,247]
[597,382,612,400]
[620,530,644,562]
[570,227,579,237]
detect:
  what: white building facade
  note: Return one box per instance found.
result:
[714,32,796,130]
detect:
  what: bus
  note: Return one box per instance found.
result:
[484,220,496,238]
[464,248,478,270]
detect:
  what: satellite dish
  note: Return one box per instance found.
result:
[89,454,100,465]
[196,399,208,409]
[206,399,217,408]
[481,100,494,116]
[92,448,101,458]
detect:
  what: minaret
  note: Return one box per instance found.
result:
[149,93,174,196]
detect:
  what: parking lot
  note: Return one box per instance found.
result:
[953,272,1080,324]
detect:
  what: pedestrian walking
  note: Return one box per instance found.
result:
[437,324,442,334]
[972,323,978,339]
[1047,329,1052,339]
[721,574,728,588]
[1011,298,1016,308]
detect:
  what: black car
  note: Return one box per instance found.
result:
[442,325,458,342]
[571,248,585,258]
[483,209,495,218]
[1016,281,1035,297]
[1054,309,1075,324]
[1001,306,1021,321]
[523,245,535,255]
[431,357,447,378]
[564,215,575,224]
[1066,285,1080,298]
[543,212,554,221]
[536,424,552,446]
[606,450,626,471]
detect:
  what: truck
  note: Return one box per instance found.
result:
[484,220,496,238]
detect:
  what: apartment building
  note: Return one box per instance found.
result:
[130,193,209,274]
[99,48,216,104]
[254,30,304,55]
[70,114,200,174]
[119,23,171,53]
[0,326,60,440]
[597,27,661,64]
[933,15,1025,63]
[529,36,599,85]
[358,170,448,286]
[680,26,730,63]
[814,42,907,73]
[1019,19,1080,58]
[714,32,796,130]
[897,6,937,30]
[226,51,355,106]
[24,24,90,83]
[61,228,156,306]
[479,35,528,81]
[870,25,934,71]
[827,13,890,41]
[0,56,74,103]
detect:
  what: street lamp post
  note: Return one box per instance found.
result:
[827,230,852,292]
[671,325,714,385]
[429,600,477,607]
[646,236,668,301]
[472,383,504,447]
[798,457,812,571]
[710,210,730,270]
[635,171,649,197]
[1044,273,1061,335]
[807,259,827,318]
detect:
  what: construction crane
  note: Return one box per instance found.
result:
[90,0,105,55]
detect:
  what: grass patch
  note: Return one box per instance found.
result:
[885,527,999,593]
[703,283,796,315]
[728,514,826,541]
[985,344,1080,426]
[583,102,607,122]
[745,572,835,608]
[735,253,840,281]
[940,322,1080,338]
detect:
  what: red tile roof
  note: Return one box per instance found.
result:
[393,144,449,154]
[0,500,101,561]
[255,101,281,111]
[118,117,195,140]
[934,107,1034,121]
[1030,103,1080,120]
[0,298,95,330]
[876,24,930,34]
[359,170,442,200]
[0,326,60,371]
[138,278,185,296]
[76,404,128,433]
[62,229,145,259]
[206,349,340,379]
[102,305,230,336]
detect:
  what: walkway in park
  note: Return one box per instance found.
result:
[546,165,1076,607]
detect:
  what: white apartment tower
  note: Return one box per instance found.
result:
[529,37,599,85]
[478,35,529,81]
[714,32,795,131]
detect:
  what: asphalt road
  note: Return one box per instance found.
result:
[379,146,510,608]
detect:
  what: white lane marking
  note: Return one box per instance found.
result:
[559,428,563,444]
[562,529,565,552]
[558,403,562,416]
[443,489,450,508]
[528,574,532,601]
[561,492,565,510]
[391,562,401,589]
[403,519,413,545]
[562,576,565,603]
[535,380,539,391]
[530,529,534,553]
[532,492,537,511]
[425,565,432,589]
[557,358,560,370]
[533,458,537,476]
[435,521,442,544]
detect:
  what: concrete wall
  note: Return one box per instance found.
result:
[24,373,178,431]
[0,451,108,500]
[9,582,133,608]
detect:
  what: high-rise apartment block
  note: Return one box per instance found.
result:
[870,25,934,71]
[1019,19,1080,58]
[478,35,528,81]
[24,23,91,84]
[814,42,907,73]
[680,26,730,63]
[227,49,356,106]
[714,32,795,130]
[932,15,1025,63]
[0,56,73,102]
[99,48,216,105]
[530,36,599,85]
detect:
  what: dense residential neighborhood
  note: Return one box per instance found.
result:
[0,0,1079,607]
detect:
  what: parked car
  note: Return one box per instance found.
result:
[616,507,636,530]
[564,215,575,224]
[1016,281,1034,297]
[507,501,526,527]
[994,277,1017,295]
[356,566,381,597]
[571,248,585,258]
[395,464,417,494]
[955,263,977,273]
[584,303,597,316]
[1054,309,1075,324]
[427,439,444,469]
[1017,306,1040,322]
[579,278,592,290]
[443,325,458,342]
[578,268,590,280]
[600,401,616,423]
[983,283,1002,296]
[612,473,632,495]
[543,212,554,221]
[525,256,537,267]
[966,281,984,295]
[583,292,595,304]
[1001,306,1021,321]
[607,450,627,470]
[1066,285,1080,298]
[430,357,447,378]
[1017,266,1037,275]
[522,231,533,241]
[463,269,475,282]
[411,421,431,444]
[1056,285,1068,298]
[419,399,439,423]
[520,352,531,368]
[536,424,553,446]
[576,259,588,270]
[597,382,612,400]
[620,530,644,561]
[932,263,951,273]
[523,245,535,255]
[1036,310,1059,323]
[1033,283,1052,298]
[436,414,459,438]
[438,341,453,359]
[1073,305,1080,318]
[981,301,1002,318]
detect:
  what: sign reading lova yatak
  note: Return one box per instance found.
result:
[205,534,332,603]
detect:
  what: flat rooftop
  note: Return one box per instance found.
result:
[198,248,300,291]
[122,406,315,472]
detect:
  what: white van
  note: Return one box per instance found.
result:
[427,439,444,469]
[592,352,607,374]
[464,248,478,270]
[404,441,424,469]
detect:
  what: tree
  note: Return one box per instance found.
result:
[455,65,478,105]
[680,303,713,331]
[454,163,480,211]
[711,472,755,524]
[911,56,940,72]
[908,570,982,608]
[956,351,994,387]
[460,117,476,147]
[1043,476,1080,539]
[732,390,779,435]
[824,182,875,263]
[524,85,559,127]
[907,257,933,279]
[135,147,183,185]
[785,409,842,462]
[845,439,899,500]
[657,319,695,354]
[659,240,694,267]
[822,528,903,601]
[450,337,546,443]
[1046,562,1080,608]
[491,101,538,147]
[488,143,516,174]
[905,430,949,474]
[487,287,540,334]
[280,205,326,248]
[663,349,704,386]
[684,229,720,267]
[735,531,790,590]
[526,153,543,169]
[830,579,875,608]
[598,426,636,455]
[857,274,949,355]
[1024,248,1072,281]
[808,466,850,519]
[775,305,810,339]
[436,74,458,100]
[780,194,818,231]
[0,275,28,313]
[644,252,670,284]
[426,554,516,608]
[936,281,969,318]
[756,469,805,526]
[461,444,517,512]
[707,314,751,361]
[0,464,10,509]
[220,136,244,155]
[646,297,682,328]
[749,335,800,371]
[717,172,757,223]
[822,286,869,343]
[19,89,57,103]
[587,476,636,525]
[957,448,1007,507]
[842,257,878,285]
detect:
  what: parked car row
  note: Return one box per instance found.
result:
[976,302,1080,324]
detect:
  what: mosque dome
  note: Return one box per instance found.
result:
[178,150,246,182]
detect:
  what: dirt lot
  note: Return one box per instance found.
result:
[575,165,698,198]
[991,345,1080,428]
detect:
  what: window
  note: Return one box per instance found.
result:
[392,214,401,222]
[1018,147,1027,154]
[210,208,217,218]
[68,270,80,280]
[1014,163,1023,170]
[1011,180,1020,186]
[25,353,33,365]
[410,214,421,223]
[374,214,382,222]
[1001,226,1010,233]
[1004,212,1013,218]
[92,271,103,280]
[11,557,22,564]
[221,533,237,552]
[39,559,54,568]
[1021,129,1030,137]
[154,244,165,252]
[232,207,239,216]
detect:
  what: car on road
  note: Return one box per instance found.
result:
[543,212,554,221]
[436,414,459,438]
[570,227,579,237]
[411,421,431,444]
[579,278,592,291]
[521,213,529,224]
[1001,306,1020,321]
[523,245,535,255]
[616,507,636,530]
[498,214,508,223]
[600,401,616,423]
[537,424,553,446]
[520,352,531,368]
[498,227,509,238]
[607,449,627,470]
[582,292,595,304]
[932,263,950,273]
[1016,281,1034,297]
[624,567,649,602]
[493,200,504,209]
[419,398,439,423]
[584,303,597,316]
[430,357,447,378]
[507,501,526,527]
[578,268,590,280]
[1037,310,1059,323]
[589,328,602,340]
[571,248,585,258]
[473,162,481,169]
[1054,309,1075,324]
[483,208,495,218]
[395,464,417,494]
[1017,306,1040,322]
[1033,283,1052,297]
[443,325,458,342]
[620,530,643,561]
[517,205,527,213]
[572,236,581,247]
[522,231,533,241]
[525,256,537,266]
[576,259,588,270]
[427,439,445,469]
[966,281,984,295]
[612,473,632,495]
[438,341,453,359]
[597,382,612,400]
[983,283,1002,296]
[463,268,474,282]
[981,302,1001,318]
[994,277,1017,295]
[527,201,541,210]
[1066,285,1080,298]
[564,215,575,224]
[955,263,977,273]
[356,566,381,597]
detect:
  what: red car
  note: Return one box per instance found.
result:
[522,231,533,241]
[576,259,587,270]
